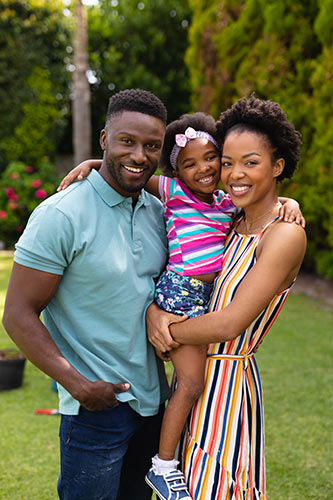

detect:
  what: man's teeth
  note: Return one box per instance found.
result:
[124,165,144,173]
[232,185,249,192]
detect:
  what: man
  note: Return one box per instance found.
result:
[3,89,178,500]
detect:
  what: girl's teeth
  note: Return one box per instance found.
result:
[199,176,213,183]
[232,185,249,192]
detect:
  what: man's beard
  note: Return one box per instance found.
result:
[105,157,154,194]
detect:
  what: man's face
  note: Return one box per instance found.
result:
[99,111,165,198]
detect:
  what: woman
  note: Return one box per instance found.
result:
[147,95,307,500]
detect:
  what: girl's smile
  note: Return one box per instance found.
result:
[174,138,221,204]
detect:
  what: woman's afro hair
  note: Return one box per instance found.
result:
[216,94,302,181]
[160,112,218,177]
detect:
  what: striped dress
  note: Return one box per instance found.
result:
[180,218,294,500]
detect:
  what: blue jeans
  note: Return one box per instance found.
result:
[58,402,164,500]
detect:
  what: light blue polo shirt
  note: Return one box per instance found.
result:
[14,169,169,416]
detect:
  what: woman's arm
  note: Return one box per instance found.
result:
[169,222,306,345]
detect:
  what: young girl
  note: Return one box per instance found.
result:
[58,112,304,500]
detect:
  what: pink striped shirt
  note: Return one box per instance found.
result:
[159,176,238,276]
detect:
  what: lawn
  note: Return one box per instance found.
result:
[0,251,332,499]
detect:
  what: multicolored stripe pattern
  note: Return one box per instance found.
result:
[159,176,238,276]
[180,219,294,499]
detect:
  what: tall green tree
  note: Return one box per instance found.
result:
[87,0,192,152]
[0,0,72,170]
[186,0,333,277]
[72,0,91,165]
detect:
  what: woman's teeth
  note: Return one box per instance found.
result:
[232,185,249,192]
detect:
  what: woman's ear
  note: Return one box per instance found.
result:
[273,158,285,178]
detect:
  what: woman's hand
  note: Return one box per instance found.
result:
[278,197,305,227]
[146,303,188,352]
[57,159,102,191]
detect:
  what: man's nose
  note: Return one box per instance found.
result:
[130,145,146,164]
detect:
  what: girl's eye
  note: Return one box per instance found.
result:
[245,160,258,166]
[207,154,218,161]
[221,161,231,167]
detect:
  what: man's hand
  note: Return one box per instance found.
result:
[74,380,130,411]
[146,303,188,352]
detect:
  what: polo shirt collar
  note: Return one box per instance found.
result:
[87,169,151,208]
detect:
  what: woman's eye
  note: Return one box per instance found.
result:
[222,161,231,167]
[246,160,258,166]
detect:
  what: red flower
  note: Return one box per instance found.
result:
[32,179,42,188]
[6,188,19,201]
[10,172,19,179]
[25,166,34,173]
[9,202,18,209]
[35,189,47,199]
[0,210,8,219]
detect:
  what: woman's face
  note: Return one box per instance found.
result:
[221,130,284,209]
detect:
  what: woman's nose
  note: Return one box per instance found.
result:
[230,164,245,179]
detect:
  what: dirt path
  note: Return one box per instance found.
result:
[292,272,333,307]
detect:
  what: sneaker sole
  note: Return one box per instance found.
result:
[145,475,168,500]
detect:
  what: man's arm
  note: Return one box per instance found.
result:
[3,262,129,410]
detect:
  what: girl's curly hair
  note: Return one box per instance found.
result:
[160,112,218,177]
[216,94,302,181]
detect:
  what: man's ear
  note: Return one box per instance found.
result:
[273,158,285,178]
[100,129,107,151]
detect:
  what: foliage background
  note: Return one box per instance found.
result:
[186,0,333,277]
[0,0,332,278]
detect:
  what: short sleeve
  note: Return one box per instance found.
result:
[14,204,76,275]
[158,175,179,204]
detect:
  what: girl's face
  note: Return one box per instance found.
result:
[174,138,221,203]
[221,130,284,209]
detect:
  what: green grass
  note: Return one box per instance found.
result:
[0,252,332,499]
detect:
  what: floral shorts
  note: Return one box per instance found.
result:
[155,269,213,318]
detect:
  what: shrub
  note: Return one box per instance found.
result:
[0,162,60,248]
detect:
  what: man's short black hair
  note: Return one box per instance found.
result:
[106,89,167,126]
[216,94,302,181]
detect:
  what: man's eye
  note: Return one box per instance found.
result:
[146,143,159,151]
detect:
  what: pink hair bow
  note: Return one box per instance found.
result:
[175,127,197,147]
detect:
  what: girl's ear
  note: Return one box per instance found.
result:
[273,158,285,178]
[173,167,180,178]
[100,129,107,151]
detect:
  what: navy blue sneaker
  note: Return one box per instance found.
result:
[145,466,192,500]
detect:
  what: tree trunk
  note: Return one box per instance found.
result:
[72,0,91,166]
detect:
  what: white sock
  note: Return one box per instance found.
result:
[152,454,179,475]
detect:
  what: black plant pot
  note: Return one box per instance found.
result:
[0,354,26,391]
